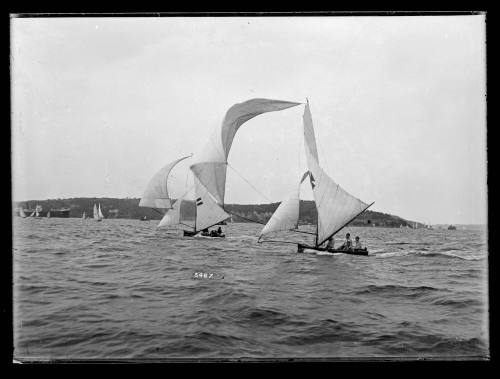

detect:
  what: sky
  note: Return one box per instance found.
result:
[11,15,487,224]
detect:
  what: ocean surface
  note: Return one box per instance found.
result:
[12,218,489,361]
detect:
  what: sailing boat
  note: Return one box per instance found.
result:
[154,98,301,237]
[47,211,51,218]
[178,98,301,237]
[93,203,104,221]
[34,205,43,219]
[19,208,26,218]
[82,211,86,219]
[259,100,373,256]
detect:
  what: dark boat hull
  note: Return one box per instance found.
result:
[183,230,225,238]
[297,243,369,256]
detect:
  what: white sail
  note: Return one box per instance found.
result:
[29,211,35,217]
[98,204,104,219]
[303,102,371,246]
[158,201,181,228]
[259,182,300,238]
[139,155,191,209]
[93,204,99,219]
[192,173,230,231]
[35,209,39,217]
[47,211,51,218]
[19,208,26,217]
[190,98,301,204]
[82,211,86,219]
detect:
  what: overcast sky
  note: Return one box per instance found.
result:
[11,15,486,224]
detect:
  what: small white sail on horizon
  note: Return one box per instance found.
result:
[19,208,26,218]
[47,211,51,218]
[93,203,103,221]
[82,211,86,219]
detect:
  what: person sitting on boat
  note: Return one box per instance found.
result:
[354,236,368,251]
[339,233,352,250]
[217,227,223,236]
[210,229,218,237]
[201,228,210,236]
[326,236,334,251]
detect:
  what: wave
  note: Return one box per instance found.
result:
[352,284,441,298]
[374,250,484,261]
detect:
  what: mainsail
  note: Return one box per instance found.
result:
[19,208,26,218]
[139,155,192,209]
[98,204,104,219]
[190,98,301,205]
[82,211,86,219]
[303,102,372,246]
[192,173,230,231]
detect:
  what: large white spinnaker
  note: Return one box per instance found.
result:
[303,102,372,246]
[190,98,301,205]
[139,155,192,209]
[259,182,300,240]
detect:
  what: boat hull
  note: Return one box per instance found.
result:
[297,243,369,256]
[183,230,225,238]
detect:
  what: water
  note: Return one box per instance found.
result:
[13,218,489,360]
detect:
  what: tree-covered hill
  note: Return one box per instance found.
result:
[14,197,422,228]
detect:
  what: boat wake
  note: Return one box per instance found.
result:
[374,250,482,261]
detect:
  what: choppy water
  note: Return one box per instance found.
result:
[13,218,489,361]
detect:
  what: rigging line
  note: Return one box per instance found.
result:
[290,229,317,236]
[229,213,266,225]
[152,208,165,216]
[258,239,301,245]
[227,163,272,204]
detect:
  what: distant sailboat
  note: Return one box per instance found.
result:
[94,203,103,222]
[82,211,86,219]
[34,205,42,218]
[259,100,373,256]
[47,211,51,218]
[19,208,26,218]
